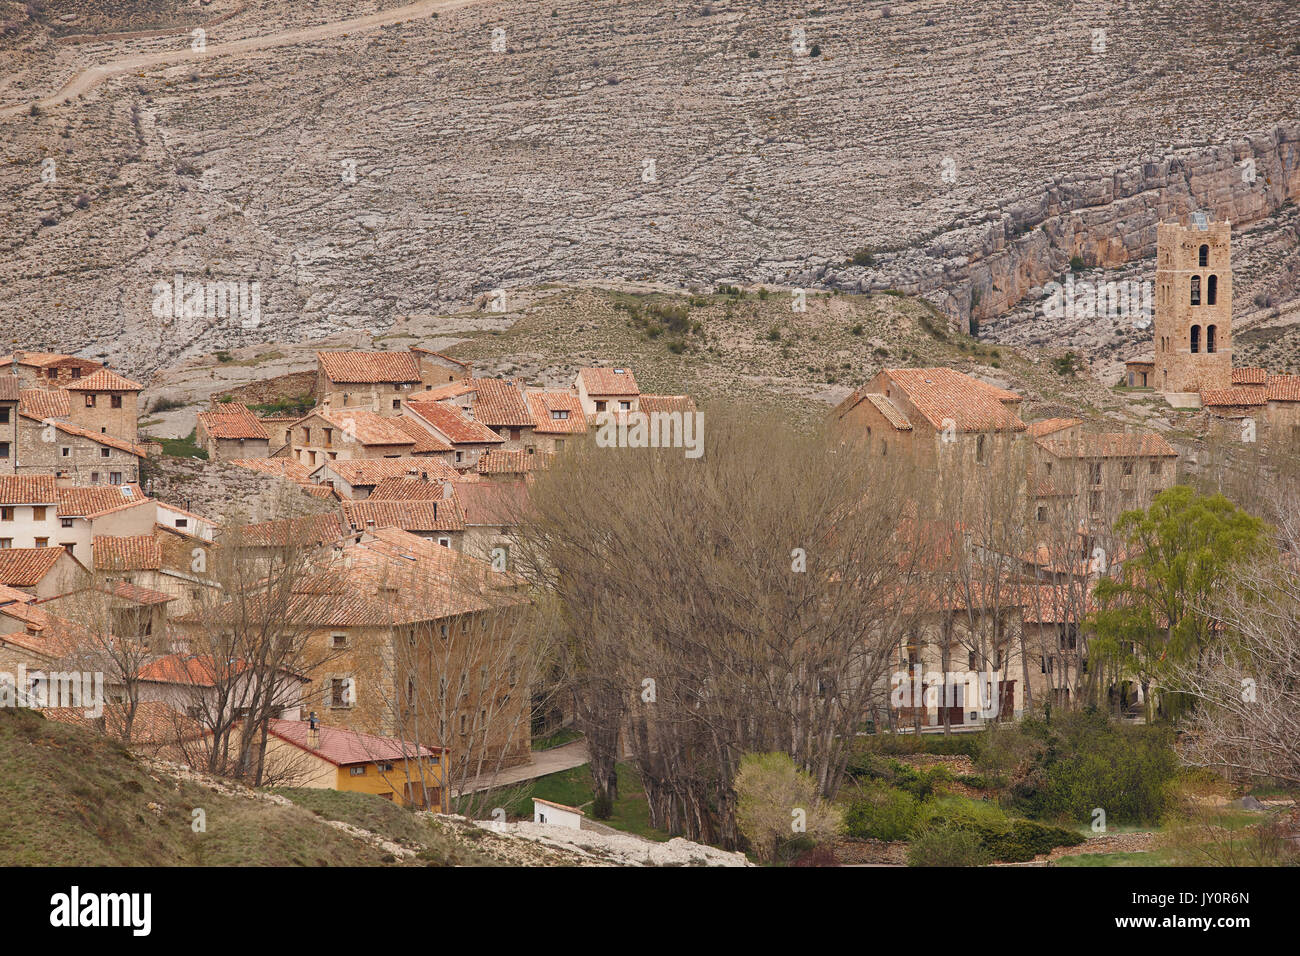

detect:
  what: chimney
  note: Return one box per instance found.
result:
[307,711,321,749]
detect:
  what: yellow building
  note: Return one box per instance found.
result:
[265,717,450,810]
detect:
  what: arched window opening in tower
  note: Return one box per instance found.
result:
[1190,325,1201,353]
[1198,244,1209,267]
[1207,274,1217,305]
[1207,325,1217,353]
[1190,275,1201,306]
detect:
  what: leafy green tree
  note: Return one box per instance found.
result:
[1091,486,1269,719]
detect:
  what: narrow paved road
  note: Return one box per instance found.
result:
[453,738,590,797]
[1,0,492,118]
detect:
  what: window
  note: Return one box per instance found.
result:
[60,447,70,457]
[1190,275,1201,306]
[1122,461,1133,477]
[439,623,449,639]
[85,394,96,407]
[0,408,8,423]
[61,518,73,529]
[551,409,569,420]
[329,677,352,707]
[1036,505,1047,522]
[1206,324,1217,353]
[618,401,631,411]
[975,434,986,463]
[331,633,347,648]
[0,507,11,521]
[392,399,401,410]
[349,766,366,776]
[595,400,607,412]
[455,451,463,463]
[1150,460,1161,476]
[32,506,46,521]
[34,538,48,548]
[1198,244,1209,267]
[0,539,11,549]
[459,713,467,734]
[1089,463,1102,485]
[1190,324,1200,353]
[100,447,110,458]
[47,368,57,379]
[109,472,122,485]
[437,537,450,548]
[110,394,122,409]
[0,442,6,460]
[90,472,99,484]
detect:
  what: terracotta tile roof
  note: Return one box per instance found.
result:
[1036,431,1177,459]
[420,380,478,401]
[0,475,57,505]
[392,416,452,453]
[528,391,588,434]
[636,394,698,416]
[19,387,70,420]
[268,719,444,765]
[93,535,162,571]
[883,368,1026,433]
[317,350,420,384]
[1125,357,1155,368]
[1026,418,1082,438]
[1266,374,1300,402]
[197,403,269,440]
[44,700,205,746]
[477,449,552,475]
[863,393,912,430]
[20,413,147,457]
[236,513,348,549]
[301,484,338,500]
[103,580,173,605]
[64,368,144,392]
[0,547,67,587]
[136,653,298,687]
[369,477,449,501]
[471,378,534,428]
[451,480,529,526]
[1231,367,1268,385]
[0,373,18,402]
[229,458,313,482]
[405,400,504,445]
[341,499,465,533]
[315,408,417,447]
[577,366,638,396]
[57,484,147,517]
[1201,385,1267,408]
[317,457,460,487]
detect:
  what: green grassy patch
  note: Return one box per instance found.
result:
[477,762,671,842]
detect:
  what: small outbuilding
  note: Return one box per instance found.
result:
[532,797,584,830]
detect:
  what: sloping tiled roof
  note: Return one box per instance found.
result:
[229,458,313,482]
[19,388,71,420]
[1266,374,1300,402]
[0,547,67,587]
[410,346,471,370]
[528,391,588,434]
[863,393,912,431]
[0,373,18,402]
[1201,385,1267,408]
[405,401,504,445]
[56,484,147,518]
[637,394,698,416]
[577,367,638,396]
[1231,367,1268,385]
[64,368,144,392]
[93,535,162,571]
[315,408,417,447]
[392,417,452,453]
[268,719,443,765]
[882,368,1026,433]
[236,512,348,549]
[0,475,57,505]
[1036,431,1177,459]
[369,477,448,501]
[341,499,466,533]
[317,350,421,384]
[319,457,459,487]
[1026,418,1081,438]
[197,403,269,440]
[477,449,552,475]
[471,379,534,428]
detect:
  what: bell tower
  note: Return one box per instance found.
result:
[1152,218,1232,394]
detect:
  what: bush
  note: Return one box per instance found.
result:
[591,792,613,820]
[917,799,1081,862]
[1004,710,1179,826]
[844,784,920,841]
[907,824,991,866]
[734,752,842,863]
[852,246,875,267]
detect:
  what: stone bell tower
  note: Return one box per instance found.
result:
[1152,218,1232,394]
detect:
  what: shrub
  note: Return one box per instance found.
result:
[907,824,991,866]
[591,792,613,820]
[734,752,842,863]
[852,246,875,267]
[844,783,920,841]
[850,323,864,335]
[766,326,781,342]
[1069,255,1086,272]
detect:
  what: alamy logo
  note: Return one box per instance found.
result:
[50,886,151,937]
[152,272,261,328]
[890,670,1002,719]
[0,665,103,717]
[593,410,704,459]
[1041,274,1152,328]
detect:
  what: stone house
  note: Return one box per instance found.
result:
[196,403,271,459]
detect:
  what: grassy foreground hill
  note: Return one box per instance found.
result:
[0,708,576,866]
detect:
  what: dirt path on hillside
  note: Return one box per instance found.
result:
[0,0,492,118]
